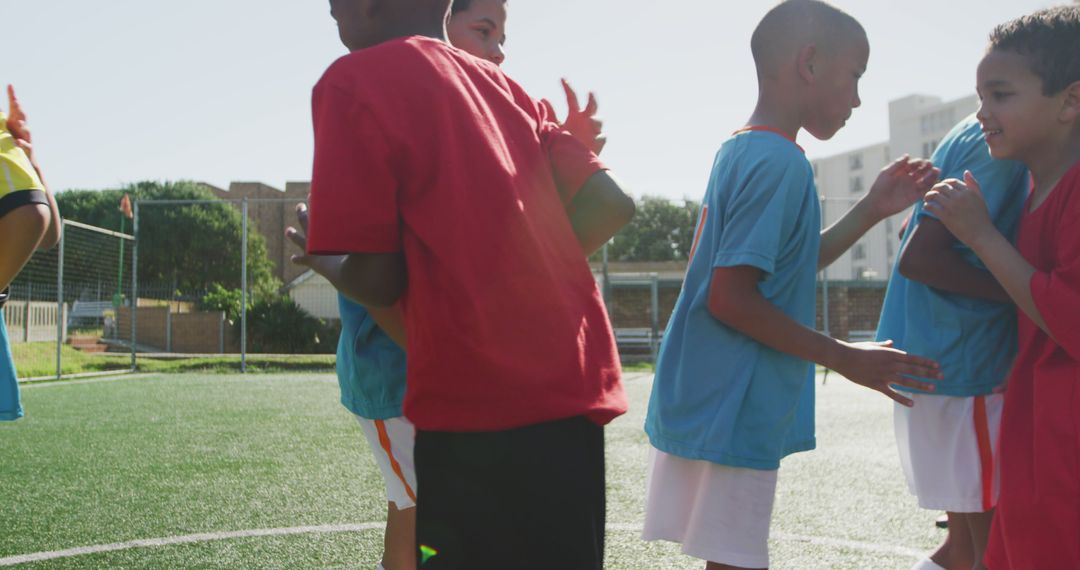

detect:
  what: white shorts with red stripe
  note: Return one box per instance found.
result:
[894,392,1003,513]
[356,415,417,510]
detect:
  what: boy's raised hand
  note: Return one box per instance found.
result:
[6,85,37,163]
[865,155,940,220]
[541,79,606,155]
[923,171,995,248]
[832,340,941,407]
[285,202,343,274]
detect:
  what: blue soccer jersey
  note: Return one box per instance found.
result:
[645,129,820,470]
[1,309,23,421]
[876,115,1028,396]
[336,293,406,420]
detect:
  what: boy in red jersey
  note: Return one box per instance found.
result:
[305,1,634,567]
[925,6,1080,568]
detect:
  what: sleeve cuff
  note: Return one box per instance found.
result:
[713,251,776,276]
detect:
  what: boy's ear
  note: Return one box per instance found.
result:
[1059,80,1080,124]
[797,45,818,84]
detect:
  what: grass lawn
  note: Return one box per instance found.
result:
[0,372,940,568]
[11,342,337,379]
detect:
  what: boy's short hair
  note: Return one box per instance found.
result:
[451,0,505,14]
[989,6,1080,95]
[750,0,864,78]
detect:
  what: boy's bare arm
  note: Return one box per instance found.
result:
[568,170,635,256]
[926,173,1050,335]
[286,204,406,347]
[819,157,939,270]
[898,218,1012,303]
[708,265,940,406]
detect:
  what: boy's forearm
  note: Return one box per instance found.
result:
[320,252,407,308]
[709,273,844,369]
[568,170,635,255]
[967,230,1050,334]
[302,254,407,348]
[900,251,1012,303]
[819,199,878,270]
[899,219,1011,302]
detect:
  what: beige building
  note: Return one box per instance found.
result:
[202,181,312,285]
[811,94,979,281]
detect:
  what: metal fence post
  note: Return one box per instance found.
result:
[821,196,830,338]
[56,222,65,380]
[650,274,660,363]
[241,198,248,373]
[132,202,139,371]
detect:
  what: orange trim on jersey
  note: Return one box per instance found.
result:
[375,420,417,503]
[973,396,995,512]
[732,126,805,154]
[688,205,709,263]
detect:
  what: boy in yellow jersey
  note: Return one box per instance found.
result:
[1,85,61,420]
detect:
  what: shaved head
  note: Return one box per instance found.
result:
[751,0,866,80]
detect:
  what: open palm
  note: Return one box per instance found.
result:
[866,156,940,218]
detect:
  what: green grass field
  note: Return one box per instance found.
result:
[0,372,942,568]
[10,342,338,378]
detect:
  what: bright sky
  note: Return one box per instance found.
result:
[5,0,1060,201]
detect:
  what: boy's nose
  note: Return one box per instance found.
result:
[490,45,506,65]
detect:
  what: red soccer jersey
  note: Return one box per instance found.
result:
[306,37,626,432]
[986,161,1080,569]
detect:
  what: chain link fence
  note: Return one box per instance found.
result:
[4,220,135,380]
[128,198,338,373]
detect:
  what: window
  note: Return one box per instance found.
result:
[849,154,863,171]
[850,176,864,194]
[853,244,866,260]
[853,266,866,280]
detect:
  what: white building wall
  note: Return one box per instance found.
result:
[288,273,341,320]
[811,94,980,282]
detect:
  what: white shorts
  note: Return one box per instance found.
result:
[356,415,417,510]
[642,447,777,568]
[894,392,1003,513]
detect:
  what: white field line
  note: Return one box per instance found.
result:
[20,374,163,389]
[0,523,923,566]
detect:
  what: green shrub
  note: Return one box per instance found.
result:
[245,296,339,354]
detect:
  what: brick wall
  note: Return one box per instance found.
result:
[171,312,228,353]
[117,306,169,349]
[118,306,234,353]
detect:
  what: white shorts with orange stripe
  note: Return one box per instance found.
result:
[355,415,417,510]
[894,392,1003,513]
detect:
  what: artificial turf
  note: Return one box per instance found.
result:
[0,372,940,568]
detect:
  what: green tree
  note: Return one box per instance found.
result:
[56,181,278,297]
[604,196,701,262]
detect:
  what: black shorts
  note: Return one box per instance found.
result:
[0,189,48,220]
[414,416,606,570]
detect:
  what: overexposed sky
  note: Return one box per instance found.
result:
[5,0,1059,201]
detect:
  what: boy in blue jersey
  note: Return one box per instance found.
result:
[1,85,61,421]
[878,115,1027,570]
[642,2,943,568]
